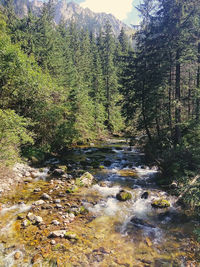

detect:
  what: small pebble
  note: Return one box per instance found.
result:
[14,252,21,260]
[50,240,56,245]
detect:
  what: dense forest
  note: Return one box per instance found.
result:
[0,0,200,215]
[0,0,131,163]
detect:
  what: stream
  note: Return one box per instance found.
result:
[0,139,199,266]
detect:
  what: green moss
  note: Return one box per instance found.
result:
[99,165,105,169]
[151,199,170,208]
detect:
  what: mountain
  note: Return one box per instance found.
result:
[11,0,133,36]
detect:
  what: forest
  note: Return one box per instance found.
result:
[0,0,200,217]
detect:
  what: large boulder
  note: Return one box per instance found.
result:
[78,172,94,187]
[116,190,132,201]
[151,199,170,208]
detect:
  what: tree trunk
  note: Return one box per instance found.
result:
[196,42,200,120]
[174,49,181,146]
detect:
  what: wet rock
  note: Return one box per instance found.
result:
[151,199,170,208]
[14,251,21,260]
[130,217,156,229]
[116,190,132,201]
[103,160,112,167]
[141,192,149,199]
[33,200,45,206]
[52,169,65,177]
[51,220,60,226]
[57,193,66,198]
[34,188,41,193]
[54,199,61,204]
[41,193,51,200]
[61,174,71,180]
[24,177,33,183]
[55,204,62,209]
[17,213,25,220]
[66,186,79,193]
[49,230,67,238]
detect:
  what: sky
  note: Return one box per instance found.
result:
[66,0,141,25]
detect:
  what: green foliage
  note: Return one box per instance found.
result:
[0,109,33,165]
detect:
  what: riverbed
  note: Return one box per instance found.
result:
[0,139,199,266]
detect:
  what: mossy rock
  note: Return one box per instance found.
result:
[75,178,84,187]
[99,165,105,169]
[66,186,79,194]
[79,206,89,215]
[58,165,67,172]
[79,172,94,187]
[151,199,170,208]
[116,190,132,201]
[118,169,138,178]
[65,231,79,240]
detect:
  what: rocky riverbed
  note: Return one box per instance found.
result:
[0,140,200,266]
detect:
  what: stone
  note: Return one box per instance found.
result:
[79,172,94,187]
[54,199,61,203]
[24,177,33,183]
[33,200,45,206]
[55,204,62,209]
[14,252,21,260]
[27,213,43,224]
[34,188,41,193]
[49,230,67,238]
[34,216,43,224]
[68,213,75,219]
[116,190,132,201]
[66,186,79,194]
[51,220,60,226]
[52,169,65,177]
[130,217,155,229]
[22,220,30,227]
[41,193,51,200]
[51,240,56,245]
[65,231,79,240]
[151,199,170,208]
[103,160,112,167]
[31,172,40,178]
[27,212,35,221]
[17,213,25,220]
[31,254,41,264]
[141,192,149,199]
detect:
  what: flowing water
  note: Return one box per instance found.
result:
[0,139,199,266]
